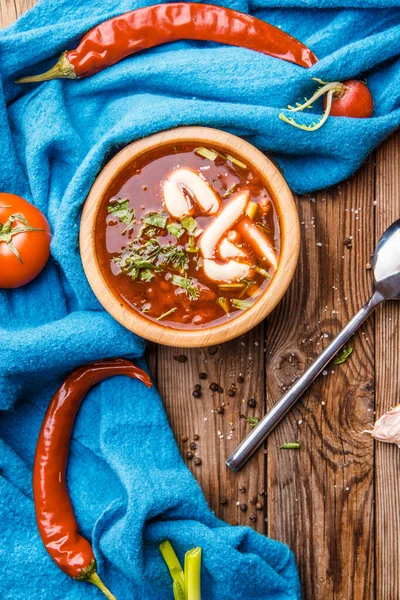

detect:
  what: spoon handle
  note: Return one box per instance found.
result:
[227,292,383,471]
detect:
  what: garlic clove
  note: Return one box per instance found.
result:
[363,403,400,447]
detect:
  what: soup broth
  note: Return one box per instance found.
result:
[96,143,280,330]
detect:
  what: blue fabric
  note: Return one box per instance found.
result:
[0,0,399,598]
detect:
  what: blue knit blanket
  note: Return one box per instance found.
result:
[0,0,399,598]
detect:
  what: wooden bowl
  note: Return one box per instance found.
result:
[80,126,300,347]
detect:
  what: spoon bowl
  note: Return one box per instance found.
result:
[227,216,400,470]
[373,218,400,300]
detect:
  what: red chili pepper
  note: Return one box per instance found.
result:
[33,358,152,599]
[16,3,317,84]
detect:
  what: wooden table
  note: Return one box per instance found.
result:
[2,1,399,597]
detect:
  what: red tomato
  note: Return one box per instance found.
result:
[325,80,373,118]
[0,193,51,288]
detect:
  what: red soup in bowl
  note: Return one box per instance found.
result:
[96,143,279,329]
[81,127,300,347]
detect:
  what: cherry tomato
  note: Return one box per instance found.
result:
[325,80,373,118]
[0,193,51,288]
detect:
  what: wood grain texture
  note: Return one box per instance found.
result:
[80,126,300,348]
[266,162,376,599]
[375,132,400,600]
[3,2,400,598]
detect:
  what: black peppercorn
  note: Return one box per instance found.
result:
[247,398,257,408]
[186,451,194,460]
[194,383,201,391]
[199,372,207,380]
[215,405,225,414]
[209,382,219,391]
[228,388,236,397]
[181,435,188,443]
[218,386,224,393]
[208,345,219,356]
[189,442,197,451]
[239,503,248,512]
[237,375,245,383]
[192,390,202,398]
[194,457,202,466]
[173,354,187,363]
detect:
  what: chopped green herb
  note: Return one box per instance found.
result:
[186,235,199,253]
[144,211,168,229]
[223,183,239,198]
[256,222,272,234]
[226,154,247,169]
[245,416,260,428]
[232,298,254,310]
[195,146,247,169]
[255,266,271,279]
[217,297,230,314]
[333,346,354,365]
[246,201,258,220]
[195,147,219,161]
[161,245,189,272]
[194,254,203,270]
[280,442,301,450]
[143,227,157,238]
[167,222,185,239]
[156,307,177,321]
[107,198,135,227]
[218,283,246,290]
[171,275,200,300]
[180,215,198,234]
[140,269,154,282]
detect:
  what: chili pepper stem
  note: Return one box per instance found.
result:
[87,571,117,600]
[16,52,77,83]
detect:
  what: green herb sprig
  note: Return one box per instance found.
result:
[171,275,200,300]
[333,347,353,365]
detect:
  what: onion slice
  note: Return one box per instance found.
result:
[200,191,250,259]
[203,258,252,282]
[163,167,220,218]
[218,237,247,259]
[236,216,277,270]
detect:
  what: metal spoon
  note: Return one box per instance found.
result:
[227,218,400,471]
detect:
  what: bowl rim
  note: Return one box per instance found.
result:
[80,126,300,347]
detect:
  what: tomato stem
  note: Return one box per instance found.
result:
[0,212,44,263]
[279,79,345,132]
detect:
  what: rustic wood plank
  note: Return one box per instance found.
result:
[266,162,376,599]
[157,325,266,533]
[375,130,400,600]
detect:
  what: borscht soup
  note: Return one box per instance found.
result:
[95,144,280,330]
